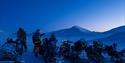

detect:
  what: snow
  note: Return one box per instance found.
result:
[16,36,44,63]
[71,26,91,33]
[18,51,44,63]
[104,25,125,34]
[0,25,125,63]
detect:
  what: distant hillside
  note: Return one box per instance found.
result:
[44,26,103,41]
[103,25,125,35]
[44,25,125,41]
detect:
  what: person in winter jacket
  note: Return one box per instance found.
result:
[17,27,27,52]
[32,29,45,56]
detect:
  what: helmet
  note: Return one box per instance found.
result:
[36,29,40,32]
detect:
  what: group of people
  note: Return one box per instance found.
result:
[58,40,125,63]
[5,28,45,56]
[2,27,125,63]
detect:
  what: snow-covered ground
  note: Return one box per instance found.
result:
[0,34,125,63]
[0,25,125,63]
[16,37,125,63]
[0,39,124,63]
[16,36,45,63]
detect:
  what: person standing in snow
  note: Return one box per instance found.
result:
[32,29,45,56]
[49,33,57,48]
[17,27,27,53]
[44,33,57,63]
[59,40,71,57]
[112,42,117,51]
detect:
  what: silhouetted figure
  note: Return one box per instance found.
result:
[83,41,104,63]
[17,28,27,52]
[60,40,71,59]
[74,40,84,53]
[112,43,117,51]
[7,38,14,43]
[93,41,104,63]
[32,29,45,57]
[48,33,57,49]
[44,38,50,47]
[39,38,49,56]
[104,43,123,63]
[44,34,57,63]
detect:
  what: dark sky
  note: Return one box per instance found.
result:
[0,0,125,34]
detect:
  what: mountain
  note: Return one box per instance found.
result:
[99,25,125,42]
[92,32,125,50]
[52,26,92,37]
[94,32,125,43]
[44,25,125,42]
[44,26,103,41]
[70,26,92,33]
[103,25,125,35]
[88,25,125,39]
[86,25,125,50]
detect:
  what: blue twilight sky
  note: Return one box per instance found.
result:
[0,0,125,33]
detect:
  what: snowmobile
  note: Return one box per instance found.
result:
[0,39,23,61]
[104,45,124,63]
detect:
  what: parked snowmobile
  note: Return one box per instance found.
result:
[104,44,124,63]
[0,38,23,61]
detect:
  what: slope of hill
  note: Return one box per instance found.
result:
[92,32,125,50]
[44,25,125,41]
[44,26,103,41]
[103,25,125,35]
